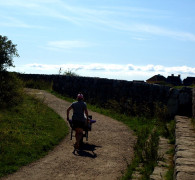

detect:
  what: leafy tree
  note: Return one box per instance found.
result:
[0,35,19,71]
[0,35,22,108]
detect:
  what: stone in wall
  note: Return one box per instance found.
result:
[178,87,192,117]
[166,88,179,118]
[174,116,195,180]
[193,88,195,118]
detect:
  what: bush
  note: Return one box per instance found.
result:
[23,79,53,90]
[0,72,23,108]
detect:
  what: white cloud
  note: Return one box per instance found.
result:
[13,63,195,81]
[135,24,195,41]
[107,21,195,42]
[46,40,93,50]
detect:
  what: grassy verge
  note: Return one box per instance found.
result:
[165,147,174,180]
[0,94,68,177]
[164,120,175,180]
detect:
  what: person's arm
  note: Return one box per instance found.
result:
[67,106,72,121]
[84,108,89,121]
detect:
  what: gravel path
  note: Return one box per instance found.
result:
[2,89,136,180]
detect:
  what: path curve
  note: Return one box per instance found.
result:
[2,89,136,180]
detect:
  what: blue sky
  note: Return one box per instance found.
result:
[1,0,195,81]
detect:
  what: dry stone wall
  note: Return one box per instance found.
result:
[18,74,193,117]
[193,88,195,118]
[174,116,195,180]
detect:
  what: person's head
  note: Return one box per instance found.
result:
[77,93,84,101]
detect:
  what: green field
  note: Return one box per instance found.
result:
[0,94,69,177]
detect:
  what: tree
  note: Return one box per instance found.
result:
[0,35,22,108]
[0,35,19,71]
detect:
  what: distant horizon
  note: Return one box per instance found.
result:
[10,64,194,82]
[10,62,194,81]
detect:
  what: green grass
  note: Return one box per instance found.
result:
[165,146,174,180]
[0,94,68,177]
[164,119,175,180]
[173,84,195,89]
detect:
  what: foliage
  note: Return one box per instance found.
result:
[104,98,169,120]
[23,79,53,91]
[0,94,68,177]
[0,72,24,108]
[121,128,159,180]
[153,102,168,122]
[165,167,174,180]
[141,130,159,178]
[0,35,19,71]
[0,36,21,108]
[164,120,175,180]
[63,69,78,76]
[165,146,174,180]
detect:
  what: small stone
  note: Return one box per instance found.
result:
[175,165,195,173]
[176,172,195,180]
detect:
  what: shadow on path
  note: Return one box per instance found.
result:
[73,143,102,158]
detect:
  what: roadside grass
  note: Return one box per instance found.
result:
[165,147,174,180]
[163,119,175,180]
[0,94,68,177]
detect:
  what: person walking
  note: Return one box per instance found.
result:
[67,93,89,150]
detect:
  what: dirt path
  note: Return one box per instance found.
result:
[2,89,136,180]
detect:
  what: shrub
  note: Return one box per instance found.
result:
[23,79,53,90]
[0,72,23,108]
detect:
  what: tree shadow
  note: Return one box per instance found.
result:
[72,143,101,158]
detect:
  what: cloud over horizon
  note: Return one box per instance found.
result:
[13,63,195,81]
